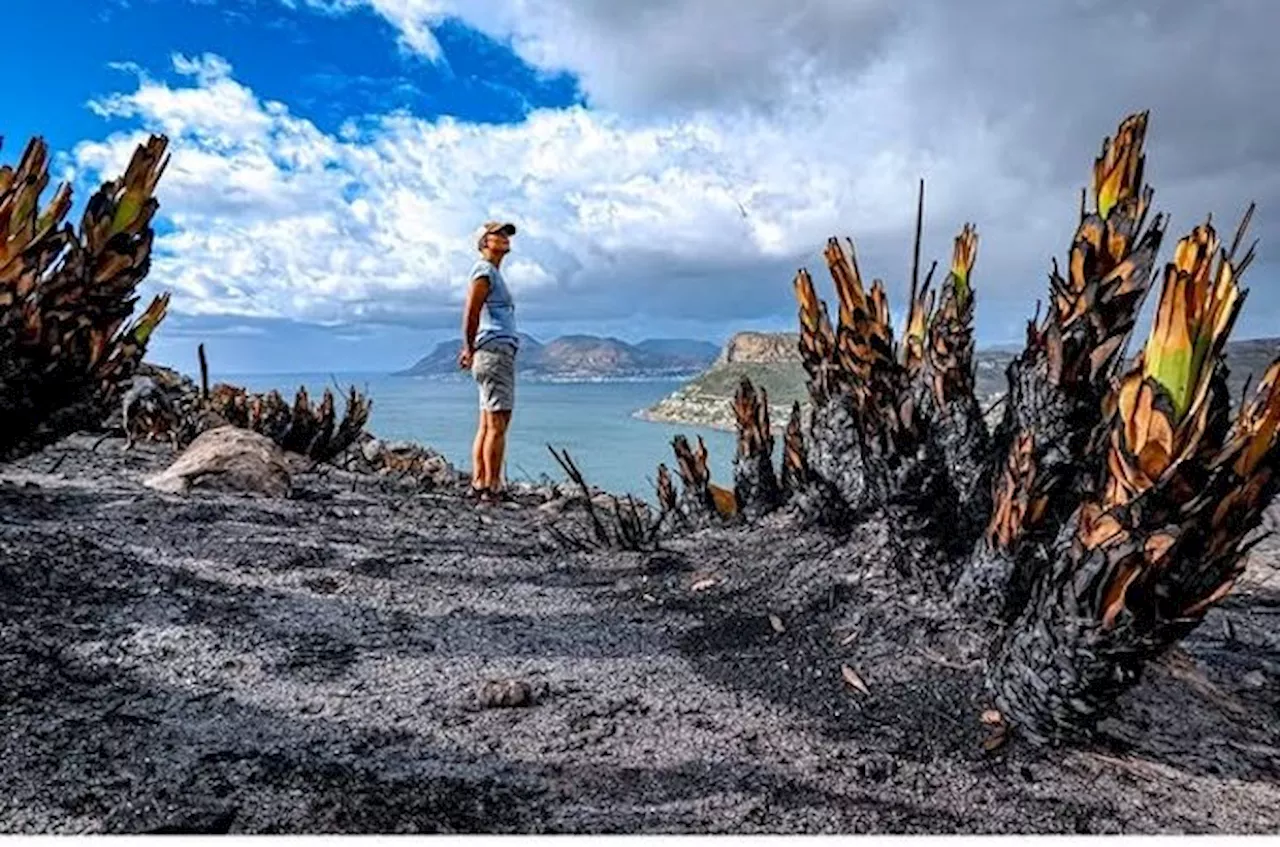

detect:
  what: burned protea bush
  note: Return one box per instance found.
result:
[915,223,992,538]
[654,111,1280,747]
[879,114,1272,742]
[780,188,971,562]
[201,382,372,462]
[955,112,1167,620]
[659,434,738,528]
[990,210,1279,744]
[731,377,783,520]
[0,134,171,460]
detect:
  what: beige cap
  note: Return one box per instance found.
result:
[477,220,517,249]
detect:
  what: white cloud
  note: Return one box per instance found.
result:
[312,0,1280,257]
[296,0,904,112]
[73,0,1280,344]
[300,0,450,59]
[76,51,1042,334]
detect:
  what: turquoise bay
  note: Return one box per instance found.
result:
[224,373,735,501]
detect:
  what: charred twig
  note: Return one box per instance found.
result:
[611,496,640,550]
[548,444,662,551]
[197,343,210,401]
[46,452,68,474]
[548,445,612,546]
[619,492,664,550]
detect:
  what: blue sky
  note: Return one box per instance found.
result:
[7,0,1279,375]
[6,0,580,150]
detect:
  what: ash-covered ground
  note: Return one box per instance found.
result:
[3,434,1280,833]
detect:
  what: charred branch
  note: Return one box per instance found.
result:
[732,377,783,520]
[957,112,1167,621]
[549,445,664,551]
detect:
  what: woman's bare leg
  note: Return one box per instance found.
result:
[471,412,490,490]
[483,410,512,491]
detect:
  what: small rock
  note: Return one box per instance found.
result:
[1243,670,1267,688]
[855,754,897,782]
[361,437,384,463]
[537,498,568,517]
[477,679,535,709]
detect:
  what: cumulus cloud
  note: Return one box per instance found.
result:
[298,0,905,112]
[76,0,1280,344]
[75,51,1029,332]
[324,0,1280,327]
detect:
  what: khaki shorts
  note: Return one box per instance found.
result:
[472,346,516,411]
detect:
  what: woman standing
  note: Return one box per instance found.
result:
[457,220,520,504]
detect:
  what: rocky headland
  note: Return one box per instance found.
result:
[640,333,1280,432]
[637,332,1011,431]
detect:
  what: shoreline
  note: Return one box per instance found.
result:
[632,392,800,434]
[630,407,735,432]
[631,406,796,434]
[390,372,702,384]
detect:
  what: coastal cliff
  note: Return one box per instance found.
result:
[636,332,807,430]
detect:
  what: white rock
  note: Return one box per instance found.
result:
[144,426,291,498]
[361,438,384,463]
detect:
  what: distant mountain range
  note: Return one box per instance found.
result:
[394,334,720,381]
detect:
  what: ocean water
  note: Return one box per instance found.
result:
[225,372,735,501]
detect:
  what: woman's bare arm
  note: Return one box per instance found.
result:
[458,276,490,368]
